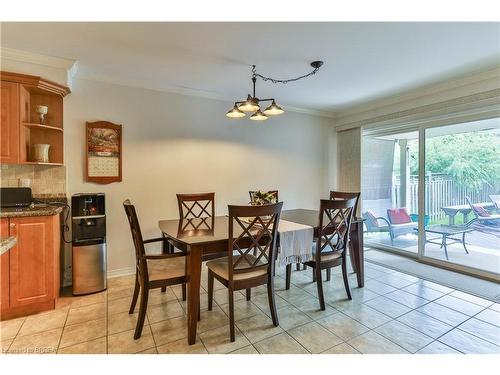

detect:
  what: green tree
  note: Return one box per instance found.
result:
[408,132,500,191]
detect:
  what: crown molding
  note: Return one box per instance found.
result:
[1,47,78,89]
[1,47,76,70]
[77,70,336,119]
[334,65,500,129]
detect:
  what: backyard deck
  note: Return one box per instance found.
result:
[365,229,500,275]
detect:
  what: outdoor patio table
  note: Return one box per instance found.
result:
[423,224,474,260]
[441,202,494,225]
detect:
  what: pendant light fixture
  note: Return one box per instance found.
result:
[226,61,324,121]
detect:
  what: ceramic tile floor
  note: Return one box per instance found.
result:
[2,260,500,354]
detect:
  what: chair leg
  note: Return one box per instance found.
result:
[181,283,186,301]
[267,277,279,326]
[315,267,326,311]
[207,270,214,311]
[285,264,292,290]
[246,288,251,301]
[312,268,317,282]
[228,287,235,342]
[326,268,331,281]
[296,263,300,271]
[134,286,149,339]
[129,274,140,314]
[161,286,166,293]
[342,258,352,300]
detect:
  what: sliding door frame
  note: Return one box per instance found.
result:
[362,111,500,282]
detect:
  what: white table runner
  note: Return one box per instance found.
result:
[277,219,314,266]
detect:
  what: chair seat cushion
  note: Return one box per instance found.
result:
[147,256,186,281]
[312,242,343,262]
[387,207,412,224]
[391,222,417,229]
[206,255,268,281]
[472,204,491,217]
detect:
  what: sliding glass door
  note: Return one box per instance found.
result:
[422,118,500,275]
[362,131,420,255]
[362,117,500,278]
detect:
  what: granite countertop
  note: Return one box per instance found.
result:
[0,236,17,255]
[0,204,64,218]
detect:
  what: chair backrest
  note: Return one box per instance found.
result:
[363,210,380,229]
[330,191,360,216]
[177,216,215,237]
[316,198,356,264]
[177,192,215,220]
[123,199,147,277]
[227,202,283,281]
[489,195,500,210]
[249,190,279,205]
[466,197,491,218]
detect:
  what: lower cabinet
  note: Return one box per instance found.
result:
[0,215,60,320]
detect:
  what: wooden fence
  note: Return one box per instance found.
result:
[394,174,497,222]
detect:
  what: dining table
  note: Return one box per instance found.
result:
[158,208,364,345]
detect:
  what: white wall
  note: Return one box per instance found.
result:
[64,78,334,275]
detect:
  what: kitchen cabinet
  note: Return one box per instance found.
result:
[0,215,60,320]
[0,81,19,163]
[0,219,10,311]
[0,71,69,165]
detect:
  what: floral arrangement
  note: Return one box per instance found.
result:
[250,190,278,206]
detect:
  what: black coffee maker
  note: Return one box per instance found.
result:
[71,193,107,295]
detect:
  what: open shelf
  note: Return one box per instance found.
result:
[22,161,64,166]
[22,123,63,132]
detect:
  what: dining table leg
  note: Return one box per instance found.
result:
[349,221,364,288]
[187,245,202,345]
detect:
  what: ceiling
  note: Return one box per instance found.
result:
[1,22,499,113]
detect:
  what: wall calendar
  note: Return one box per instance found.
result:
[86,121,122,184]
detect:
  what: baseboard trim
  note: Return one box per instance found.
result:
[107,267,135,279]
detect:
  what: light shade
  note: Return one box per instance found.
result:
[226,104,245,118]
[250,110,268,121]
[263,100,284,116]
[238,95,260,112]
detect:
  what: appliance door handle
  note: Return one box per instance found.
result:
[9,222,17,236]
[72,215,105,220]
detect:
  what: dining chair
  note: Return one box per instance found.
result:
[285,198,356,310]
[123,200,188,339]
[176,192,225,263]
[328,191,361,278]
[206,202,283,342]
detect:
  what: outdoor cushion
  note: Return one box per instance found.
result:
[364,210,380,227]
[387,207,412,224]
[472,204,491,217]
[390,222,417,229]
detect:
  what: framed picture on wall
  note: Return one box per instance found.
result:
[86,121,122,184]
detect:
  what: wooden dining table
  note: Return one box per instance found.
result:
[158,208,364,345]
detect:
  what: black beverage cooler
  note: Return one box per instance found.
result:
[71,193,107,295]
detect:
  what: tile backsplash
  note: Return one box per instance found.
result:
[0,164,66,197]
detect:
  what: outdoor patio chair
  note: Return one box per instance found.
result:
[466,197,500,227]
[362,207,417,246]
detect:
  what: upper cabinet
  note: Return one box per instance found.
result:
[0,81,20,163]
[0,71,70,165]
